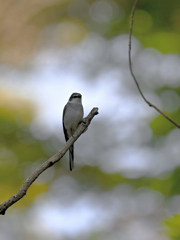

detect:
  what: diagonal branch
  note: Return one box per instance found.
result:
[0,107,99,215]
[129,0,180,129]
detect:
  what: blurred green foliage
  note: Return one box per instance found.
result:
[77,167,180,198]
[151,86,180,135]
[0,90,54,205]
[150,109,180,136]
[164,214,180,240]
[1,0,180,65]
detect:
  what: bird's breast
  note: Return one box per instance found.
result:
[64,103,83,132]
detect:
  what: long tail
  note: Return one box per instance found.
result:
[69,144,74,171]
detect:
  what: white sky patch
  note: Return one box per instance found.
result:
[26,200,108,238]
[0,62,128,137]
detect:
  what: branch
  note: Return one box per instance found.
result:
[129,0,180,129]
[0,107,99,215]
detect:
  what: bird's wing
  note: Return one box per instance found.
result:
[62,104,69,142]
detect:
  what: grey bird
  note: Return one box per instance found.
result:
[62,93,84,171]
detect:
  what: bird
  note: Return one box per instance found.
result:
[62,93,84,171]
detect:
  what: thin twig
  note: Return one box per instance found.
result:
[129,0,180,129]
[0,107,99,215]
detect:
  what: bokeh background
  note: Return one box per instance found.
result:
[0,0,180,239]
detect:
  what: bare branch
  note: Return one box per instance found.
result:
[0,107,99,215]
[129,0,180,129]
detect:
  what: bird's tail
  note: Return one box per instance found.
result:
[69,144,74,171]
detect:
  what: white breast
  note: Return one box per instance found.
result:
[64,101,84,135]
